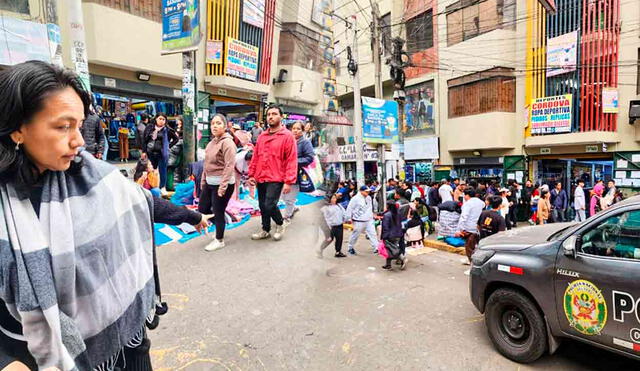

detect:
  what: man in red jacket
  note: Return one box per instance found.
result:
[248,105,298,241]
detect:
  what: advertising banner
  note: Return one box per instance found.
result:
[547,31,578,77]
[206,40,223,64]
[226,37,259,81]
[162,0,201,53]
[361,97,399,144]
[602,88,619,113]
[243,0,265,28]
[530,94,573,135]
[404,80,436,137]
[0,17,50,66]
[311,0,333,30]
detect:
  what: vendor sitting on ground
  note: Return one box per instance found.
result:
[134,158,161,197]
[437,200,461,238]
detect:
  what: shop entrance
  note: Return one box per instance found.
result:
[535,156,613,190]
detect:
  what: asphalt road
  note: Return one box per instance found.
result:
[149,204,639,370]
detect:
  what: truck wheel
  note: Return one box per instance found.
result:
[485,288,547,363]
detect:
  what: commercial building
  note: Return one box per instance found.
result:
[523,0,640,196]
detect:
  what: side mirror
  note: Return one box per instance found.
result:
[562,235,579,258]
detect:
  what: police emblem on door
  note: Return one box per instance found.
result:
[564,280,608,335]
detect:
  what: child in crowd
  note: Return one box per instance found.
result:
[134,158,161,197]
[405,212,426,248]
[318,193,347,258]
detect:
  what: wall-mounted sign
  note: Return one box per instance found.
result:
[540,147,552,154]
[226,37,259,81]
[337,144,378,162]
[530,94,572,135]
[161,0,201,53]
[404,137,439,160]
[217,88,227,95]
[104,78,116,88]
[547,31,578,77]
[602,88,619,113]
[586,145,599,153]
[206,40,223,64]
[242,0,265,28]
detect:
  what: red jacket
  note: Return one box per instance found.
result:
[249,126,298,185]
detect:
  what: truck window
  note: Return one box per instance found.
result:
[580,210,640,259]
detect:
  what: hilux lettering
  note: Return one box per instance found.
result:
[556,268,580,278]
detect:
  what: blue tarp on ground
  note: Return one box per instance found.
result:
[155,190,322,246]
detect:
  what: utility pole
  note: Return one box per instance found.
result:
[387,37,410,179]
[369,0,386,210]
[347,16,365,187]
[181,51,197,177]
[68,0,91,92]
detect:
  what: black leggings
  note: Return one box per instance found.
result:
[198,184,235,240]
[320,225,344,253]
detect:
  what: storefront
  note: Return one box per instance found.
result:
[527,144,614,191]
[453,157,505,184]
[322,144,379,182]
[403,137,439,183]
[90,74,183,161]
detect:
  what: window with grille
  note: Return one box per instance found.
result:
[446,0,515,46]
[448,77,515,118]
[406,9,433,54]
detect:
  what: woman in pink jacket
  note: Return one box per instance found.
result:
[199,114,238,251]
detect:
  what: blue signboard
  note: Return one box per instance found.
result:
[162,0,201,52]
[362,97,399,144]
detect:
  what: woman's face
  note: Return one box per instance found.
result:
[304,123,312,131]
[330,195,337,205]
[11,87,85,173]
[156,116,166,127]
[292,124,304,139]
[211,116,226,137]
[177,119,183,128]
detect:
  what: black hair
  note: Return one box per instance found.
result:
[140,113,149,121]
[386,200,400,225]
[541,190,549,198]
[0,61,90,186]
[556,182,562,187]
[154,112,168,124]
[291,121,305,130]
[464,188,476,198]
[134,158,149,182]
[489,196,502,209]
[577,179,585,184]
[265,104,283,116]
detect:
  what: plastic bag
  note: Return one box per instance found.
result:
[377,240,388,259]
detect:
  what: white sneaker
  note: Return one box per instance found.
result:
[204,239,225,252]
[273,224,286,241]
[400,256,409,270]
[251,230,270,240]
[460,258,471,265]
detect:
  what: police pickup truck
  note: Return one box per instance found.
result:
[470,195,640,363]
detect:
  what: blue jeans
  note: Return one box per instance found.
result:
[149,153,168,189]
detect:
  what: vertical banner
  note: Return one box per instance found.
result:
[225,37,259,81]
[242,0,265,28]
[546,31,578,77]
[361,97,399,144]
[206,40,223,64]
[602,88,619,113]
[68,0,91,92]
[162,0,201,53]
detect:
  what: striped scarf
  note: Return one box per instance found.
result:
[0,152,156,370]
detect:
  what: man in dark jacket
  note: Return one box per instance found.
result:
[80,113,105,159]
[136,113,150,151]
[551,182,568,222]
[427,182,441,208]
